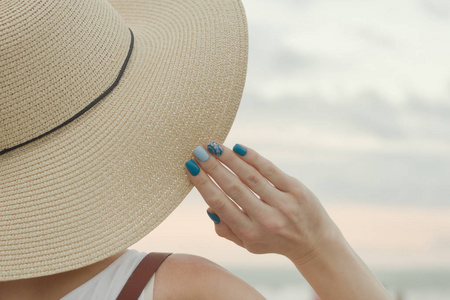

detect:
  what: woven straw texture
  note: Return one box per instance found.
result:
[0,0,247,280]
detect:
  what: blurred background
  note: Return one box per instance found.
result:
[132,0,450,298]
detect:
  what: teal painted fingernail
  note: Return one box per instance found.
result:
[194,146,210,162]
[233,144,247,156]
[207,211,221,224]
[207,141,223,156]
[186,159,200,176]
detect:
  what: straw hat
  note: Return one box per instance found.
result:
[0,0,247,280]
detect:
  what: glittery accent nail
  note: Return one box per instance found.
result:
[207,141,223,156]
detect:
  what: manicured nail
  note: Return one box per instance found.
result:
[233,144,247,156]
[207,141,223,156]
[207,211,221,224]
[185,159,200,176]
[194,146,210,162]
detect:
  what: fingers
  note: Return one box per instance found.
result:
[205,143,280,203]
[186,142,315,259]
[231,143,295,193]
[185,159,250,229]
[191,145,268,216]
[186,142,297,247]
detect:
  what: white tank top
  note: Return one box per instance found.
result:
[61,250,155,300]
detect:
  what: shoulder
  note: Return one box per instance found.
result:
[153,253,265,300]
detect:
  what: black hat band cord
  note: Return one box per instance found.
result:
[0,28,134,156]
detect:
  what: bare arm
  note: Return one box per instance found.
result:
[185,143,391,300]
[292,223,391,299]
[154,253,265,300]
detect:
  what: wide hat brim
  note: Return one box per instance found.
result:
[0,0,247,280]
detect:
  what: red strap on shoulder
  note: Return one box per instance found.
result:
[116,252,172,300]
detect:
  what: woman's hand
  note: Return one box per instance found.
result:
[184,142,339,264]
[185,142,392,300]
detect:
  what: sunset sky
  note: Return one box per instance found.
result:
[132,0,450,271]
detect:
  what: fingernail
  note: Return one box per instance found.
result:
[233,144,247,156]
[185,159,200,176]
[207,211,221,224]
[194,146,210,162]
[207,141,223,156]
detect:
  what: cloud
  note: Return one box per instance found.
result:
[228,0,450,209]
[355,27,396,48]
[244,0,450,103]
[269,48,318,75]
[403,95,450,139]
[240,91,403,139]
[230,89,450,207]
[419,0,450,20]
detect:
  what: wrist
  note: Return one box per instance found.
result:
[290,222,392,300]
[289,221,346,268]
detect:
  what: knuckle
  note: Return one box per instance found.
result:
[290,176,302,187]
[262,218,284,235]
[245,173,260,188]
[209,195,226,213]
[206,160,221,173]
[290,181,306,199]
[196,174,210,187]
[288,175,300,184]
[278,201,300,220]
[263,163,279,178]
[227,184,244,199]
[252,151,261,163]
[283,176,304,196]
